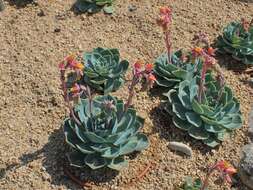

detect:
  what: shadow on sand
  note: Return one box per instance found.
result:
[0,128,118,189]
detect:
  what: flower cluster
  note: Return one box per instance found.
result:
[210,160,237,184]
[157,6,172,31]
[69,83,87,98]
[192,46,217,72]
[59,54,84,76]
[133,60,156,87]
[59,54,86,99]
[192,46,217,102]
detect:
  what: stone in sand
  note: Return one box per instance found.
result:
[239,144,253,189]
[249,106,253,141]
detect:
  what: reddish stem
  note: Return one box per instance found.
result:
[137,162,153,180]
[124,76,138,112]
[200,168,215,190]
[60,70,82,127]
[164,30,172,64]
[198,64,207,103]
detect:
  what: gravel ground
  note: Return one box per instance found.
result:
[0,0,253,189]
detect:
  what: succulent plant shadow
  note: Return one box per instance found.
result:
[40,128,119,188]
[240,78,253,88]
[5,0,35,8]
[149,104,213,155]
[148,86,168,99]
[215,53,249,72]
[0,128,118,189]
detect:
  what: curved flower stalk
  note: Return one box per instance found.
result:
[154,7,206,90]
[82,47,129,94]
[216,18,253,65]
[59,56,155,171]
[75,0,115,14]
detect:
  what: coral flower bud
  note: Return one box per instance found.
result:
[65,54,75,64]
[193,47,203,55]
[70,83,80,94]
[148,74,156,82]
[145,63,154,72]
[134,60,143,70]
[160,6,172,15]
[75,62,84,70]
[207,47,215,56]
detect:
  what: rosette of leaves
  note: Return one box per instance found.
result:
[216,21,253,65]
[82,47,129,94]
[75,0,114,14]
[180,177,204,190]
[154,50,201,89]
[63,95,149,170]
[164,75,242,147]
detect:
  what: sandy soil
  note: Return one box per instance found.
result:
[0,0,253,189]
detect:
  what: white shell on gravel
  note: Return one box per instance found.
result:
[168,142,193,157]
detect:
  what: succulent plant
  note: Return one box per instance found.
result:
[75,0,114,14]
[164,75,242,147]
[82,47,129,94]
[63,95,149,170]
[180,177,204,190]
[216,19,253,65]
[0,0,5,11]
[154,50,202,89]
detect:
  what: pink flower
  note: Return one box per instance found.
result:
[148,74,156,82]
[145,63,154,73]
[157,6,172,30]
[192,47,204,57]
[70,83,80,95]
[207,47,216,56]
[58,62,65,71]
[61,54,84,76]
[211,161,237,184]
[133,60,143,77]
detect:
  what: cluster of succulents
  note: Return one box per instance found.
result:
[216,18,253,65]
[75,0,114,14]
[59,51,156,171]
[154,7,242,147]
[64,95,148,170]
[57,8,243,188]
[82,47,129,94]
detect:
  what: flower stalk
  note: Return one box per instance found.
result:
[157,7,173,64]
[59,54,94,130]
[124,61,156,112]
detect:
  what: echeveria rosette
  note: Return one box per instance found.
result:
[75,0,114,14]
[164,75,242,147]
[154,50,202,89]
[82,47,129,94]
[216,21,253,65]
[63,95,149,171]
